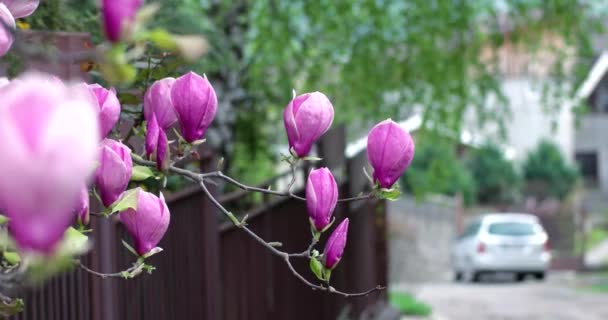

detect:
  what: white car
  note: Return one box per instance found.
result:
[451,213,551,282]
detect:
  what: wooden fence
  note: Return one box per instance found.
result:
[11,126,389,320]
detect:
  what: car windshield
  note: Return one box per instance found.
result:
[487,222,537,236]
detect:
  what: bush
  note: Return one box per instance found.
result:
[467,143,521,204]
[402,138,477,205]
[389,291,432,317]
[523,141,579,199]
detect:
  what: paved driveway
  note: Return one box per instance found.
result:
[404,273,608,320]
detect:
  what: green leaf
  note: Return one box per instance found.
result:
[0,215,8,225]
[26,227,91,283]
[131,166,156,181]
[110,189,140,214]
[117,92,141,105]
[146,28,177,50]
[57,227,90,257]
[309,257,325,281]
[323,268,332,282]
[3,251,20,265]
[130,152,145,163]
[377,188,401,201]
[122,239,139,257]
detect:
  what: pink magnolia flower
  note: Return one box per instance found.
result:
[74,185,90,226]
[95,139,133,207]
[0,72,99,252]
[145,114,169,171]
[86,84,121,139]
[283,92,334,157]
[119,188,170,256]
[144,77,177,129]
[367,119,415,188]
[323,218,349,269]
[101,0,143,43]
[306,167,338,232]
[170,71,218,143]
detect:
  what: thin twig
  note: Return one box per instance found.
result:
[289,237,319,258]
[196,179,383,297]
[337,194,373,203]
[75,260,142,279]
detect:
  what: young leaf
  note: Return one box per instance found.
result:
[122,239,139,257]
[377,188,401,201]
[3,252,20,265]
[301,156,322,162]
[110,189,139,214]
[131,166,156,181]
[309,257,325,281]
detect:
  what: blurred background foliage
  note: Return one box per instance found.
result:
[467,144,521,205]
[20,0,600,191]
[523,141,580,200]
[401,133,477,206]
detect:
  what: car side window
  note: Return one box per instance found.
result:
[460,221,481,239]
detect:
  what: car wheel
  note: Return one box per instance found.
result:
[534,272,546,281]
[472,271,483,283]
[515,273,526,282]
[454,271,463,282]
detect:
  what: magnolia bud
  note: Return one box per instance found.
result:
[0,0,38,57]
[323,218,349,269]
[101,0,143,42]
[119,188,170,256]
[283,92,334,157]
[144,77,177,129]
[367,119,415,188]
[170,71,218,143]
[75,186,90,226]
[87,84,121,138]
[0,72,99,252]
[95,139,133,207]
[306,168,338,232]
[145,114,169,171]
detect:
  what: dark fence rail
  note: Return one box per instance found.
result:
[11,126,389,319]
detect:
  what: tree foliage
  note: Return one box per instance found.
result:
[17,0,605,183]
[467,143,521,204]
[523,141,579,199]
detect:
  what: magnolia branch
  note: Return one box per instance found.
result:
[132,157,372,202]
[131,156,384,297]
[75,260,144,279]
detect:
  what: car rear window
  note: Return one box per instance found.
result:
[488,222,537,236]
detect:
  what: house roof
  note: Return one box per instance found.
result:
[575,51,608,101]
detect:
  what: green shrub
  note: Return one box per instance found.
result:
[402,137,477,205]
[467,143,521,204]
[523,141,579,199]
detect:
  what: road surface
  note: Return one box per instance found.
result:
[405,273,608,320]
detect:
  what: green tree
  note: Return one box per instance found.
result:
[19,0,604,183]
[402,135,476,205]
[467,144,521,204]
[523,141,579,199]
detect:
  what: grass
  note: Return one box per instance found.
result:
[575,227,608,255]
[588,283,608,293]
[388,291,432,317]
